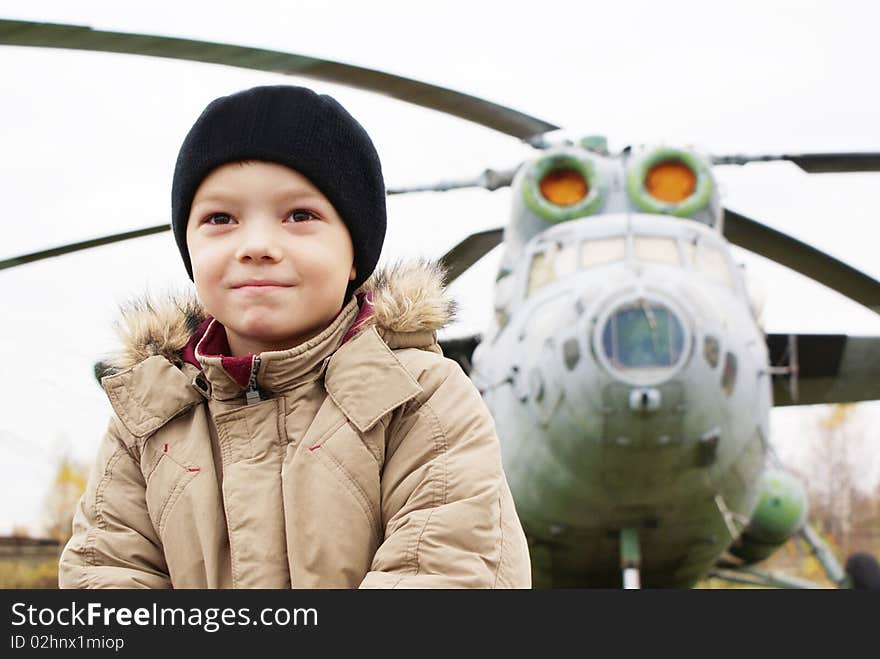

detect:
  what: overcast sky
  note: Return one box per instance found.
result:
[1,0,879,534]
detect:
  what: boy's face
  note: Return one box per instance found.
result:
[186,160,357,357]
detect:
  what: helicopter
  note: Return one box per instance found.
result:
[2,18,879,588]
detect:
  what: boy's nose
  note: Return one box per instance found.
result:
[236,222,283,263]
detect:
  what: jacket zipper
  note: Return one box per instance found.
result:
[245,355,262,405]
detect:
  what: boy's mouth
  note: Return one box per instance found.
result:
[233,280,293,289]
[234,285,291,294]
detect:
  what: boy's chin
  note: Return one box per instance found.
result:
[234,320,328,349]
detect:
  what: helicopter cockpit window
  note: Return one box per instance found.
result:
[527,244,578,298]
[634,236,681,265]
[527,252,554,297]
[580,237,626,268]
[685,241,733,287]
[553,243,579,279]
[600,301,686,381]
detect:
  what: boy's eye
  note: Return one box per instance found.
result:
[288,209,319,223]
[205,213,234,225]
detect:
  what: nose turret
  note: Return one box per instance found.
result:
[593,293,692,389]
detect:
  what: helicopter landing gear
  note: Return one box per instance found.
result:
[621,528,641,589]
[799,524,848,586]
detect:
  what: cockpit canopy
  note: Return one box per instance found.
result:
[526,230,735,299]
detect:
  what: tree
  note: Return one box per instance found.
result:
[42,456,88,545]
[805,403,877,555]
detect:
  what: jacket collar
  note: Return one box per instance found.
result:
[177,290,376,395]
[99,260,455,433]
[192,295,360,401]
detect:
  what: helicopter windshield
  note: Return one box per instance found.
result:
[527,243,579,297]
[685,241,732,287]
[527,234,733,299]
[633,236,680,265]
[580,237,626,268]
[601,301,685,371]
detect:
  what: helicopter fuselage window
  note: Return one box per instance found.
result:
[493,272,515,330]
[634,236,681,266]
[580,237,626,269]
[600,302,686,381]
[703,335,720,368]
[721,351,738,396]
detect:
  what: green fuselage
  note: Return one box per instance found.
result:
[474,213,770,587]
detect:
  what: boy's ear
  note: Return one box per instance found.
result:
[349,264,357,281]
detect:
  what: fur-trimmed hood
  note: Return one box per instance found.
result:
[103,259,456,374]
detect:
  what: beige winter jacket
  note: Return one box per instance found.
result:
[59,261,531,589]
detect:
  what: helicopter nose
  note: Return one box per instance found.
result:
[508,287,694,431]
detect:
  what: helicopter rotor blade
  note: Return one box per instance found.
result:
[1,181,508,270]
[0,224,170,271]
[722,209,880,315]
[387,166,519,195]
[713,152,880,173]
[766,333,880,406]
[0,19,559,141]
[438,227,504,284]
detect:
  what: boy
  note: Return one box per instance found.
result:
[59,85,532,588]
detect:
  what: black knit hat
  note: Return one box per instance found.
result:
[171,85,386,299]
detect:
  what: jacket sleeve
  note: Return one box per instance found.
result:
[58,415,172,589]
[359,357,531,589]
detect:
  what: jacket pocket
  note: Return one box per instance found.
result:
[310,422,382,538]
[144,452,200,537]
